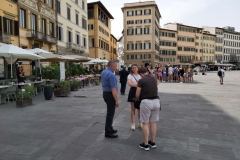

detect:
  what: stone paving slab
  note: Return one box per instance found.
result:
[0,71,240,160]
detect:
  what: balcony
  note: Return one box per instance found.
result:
[66,42,85,53]
[26,29,57,44]
[0,31,11,44]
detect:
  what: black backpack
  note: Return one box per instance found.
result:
[218,70,222,76]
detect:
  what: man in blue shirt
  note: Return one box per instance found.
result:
[101,60,119,138]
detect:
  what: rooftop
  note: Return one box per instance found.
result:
[88,1,114,19]
[159,28,178,32]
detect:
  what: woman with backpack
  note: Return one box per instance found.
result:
[127,64,142,131]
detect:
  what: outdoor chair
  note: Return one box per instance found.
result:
[34,83,42,95]
[0,86,17,105]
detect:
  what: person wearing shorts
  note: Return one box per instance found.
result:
[136,67,160,151]
[162,67,167,82]
[168,65,173,82]
[173,66,178,81]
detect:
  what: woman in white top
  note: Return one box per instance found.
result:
[127,64,142,131]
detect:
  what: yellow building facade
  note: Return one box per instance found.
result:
[87,1,117,60]
[203,32,216,63]
[19,0,57,52]
[0,0,19,46]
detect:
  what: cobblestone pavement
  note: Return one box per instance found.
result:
[0,71,240,160]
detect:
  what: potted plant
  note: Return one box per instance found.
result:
[54,81,70,97]
[70,79,79,91]
[16,85,35,108]
[44,83,54,100]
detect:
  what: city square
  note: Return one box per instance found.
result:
[0,71,240,160]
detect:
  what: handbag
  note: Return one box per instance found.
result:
[132,75,141,109]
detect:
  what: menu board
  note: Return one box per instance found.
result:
[60,62,65,81]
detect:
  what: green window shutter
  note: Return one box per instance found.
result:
[135,43,137,50]
[140,43,142,49]
[140,54,142,59]
[149,54,151,59]
[144,43,146,49]
[149,9,151,14]
[149,43,151,49]
[140,28,142,34]
[135,55,137,59]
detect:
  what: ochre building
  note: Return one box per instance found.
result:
[87,1,117,60]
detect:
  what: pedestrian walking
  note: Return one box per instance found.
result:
[179,66,184,83]
[127,64,142,131]
[136,67,160,151]
[162,67,167,82]
[173,66,178,81]
[119,66,129,95]
[158,67,162,82]
[101,60,119,138]
[218,66,225,85]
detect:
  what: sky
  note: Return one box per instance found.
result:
[87,0,240,40]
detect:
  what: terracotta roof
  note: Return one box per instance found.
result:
[160,28,178,32]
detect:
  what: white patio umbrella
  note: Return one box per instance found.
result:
[28,48,58,59]
[0,45,44,79]
[89,58,103,63]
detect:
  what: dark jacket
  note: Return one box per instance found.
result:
[119,69,129,83]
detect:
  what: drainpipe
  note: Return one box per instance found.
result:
[55,1,58,54]
[17,0,20,47]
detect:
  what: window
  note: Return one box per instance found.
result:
[127,20,134,25]
[67,31,72,42]
[88,24,93,30]
[88,7,94,19]
[127,44,134,50]
[50,22,54,36]
[76,34,80,45]
[135,54,142,59]
[135,28,142,35]
[83,37,86,48]
[42,18,46,33]
[144,9,151,15]
[42,0,45,3]
[49,0,53,8]
[20,8,26,28]
[144,28,149,34]
[144,54,151,59]
[82,0,85,10]
[144,43,151,49]
[82,18,87,29]
[135,10,142,16]
[57,0,61,14]
[58,26,63,41]
[196,36,199,39]
[76,13,79,25]
[178,47,182,51]
[98,9,108,27]
[4,18,13,35]
[89,38,94,47]
[127,11,134,16]
[127,29,134,35]
[75,0,78,4]
[144,19,151,23]
[135,43,142,50]
[31,14,37,31]
[67,7,71,20]
[135,20,142,24]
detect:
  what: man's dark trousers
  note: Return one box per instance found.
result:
[120,79,127,94]
[103,92,116,135]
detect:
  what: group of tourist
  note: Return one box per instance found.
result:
[153,65,194,83]
[102,61,160,151]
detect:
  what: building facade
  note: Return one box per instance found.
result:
[87,1,117,60]
[164,23,203,64]
[19,0,57,51]
[159,28,178,66]
[223,26,240,67]
[0,0,19,46]
[110,34,117,60]
[56,0,89,56]
[122,1,161,67]
[202,32,216,63]
[203,27,223,63]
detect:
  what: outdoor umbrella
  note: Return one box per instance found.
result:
[0,45,44,79]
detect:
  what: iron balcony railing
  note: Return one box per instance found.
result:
[0,31,11,44]
[66,42,85,52]
[26,29,57,44]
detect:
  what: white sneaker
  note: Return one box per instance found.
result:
[131,123,135,131]
[138,123,143,129]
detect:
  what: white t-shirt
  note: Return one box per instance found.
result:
[128,74,141,83]
[168,67,173,74]
[221,69,225,76]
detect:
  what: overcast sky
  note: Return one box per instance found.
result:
[88,0,240,39]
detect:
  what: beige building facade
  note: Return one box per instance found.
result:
[57,0,89,56]
[122,1,161,67]
[87,1,116,60]
[159,28,178,66]
[164,23,203,64]
[19,0,57,51]
[202,32,216,63]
